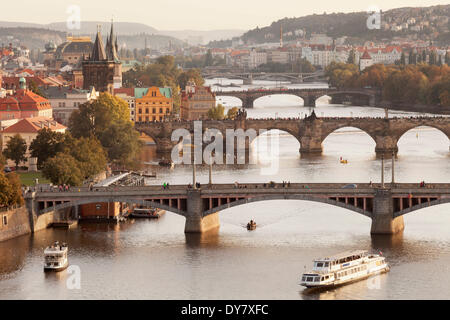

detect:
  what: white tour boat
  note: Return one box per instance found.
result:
[300,250,389,289]
[44,241,69,272]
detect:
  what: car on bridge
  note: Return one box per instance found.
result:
[342,184,358,189]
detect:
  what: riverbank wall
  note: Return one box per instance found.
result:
[0,206,55,242]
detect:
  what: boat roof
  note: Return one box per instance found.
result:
[316,250,368,261]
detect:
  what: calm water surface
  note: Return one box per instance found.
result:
[0,80,449,299]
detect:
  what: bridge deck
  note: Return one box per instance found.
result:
[34,183,450,200]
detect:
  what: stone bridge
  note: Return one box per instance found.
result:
[25,182,450,235]
[135,115,450,156]
[203,71,324,84]
[214,87,380,107]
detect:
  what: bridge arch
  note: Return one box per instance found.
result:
[249,128,301,147]
[394,198,450,218]
[203,194,372,218]
[253,94,304,107]
[321,126,378,148]
[38,197,187,217]
[396,125,450,152]
[215,95,243,108]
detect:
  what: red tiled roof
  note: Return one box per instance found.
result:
[114,88,135,97]
[2,117,66,134]
[361,50,372,59]
[0,89,51,112]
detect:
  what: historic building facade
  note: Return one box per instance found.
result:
[180,81,216,120]
[0,78,52,121]
[135,87,173,122]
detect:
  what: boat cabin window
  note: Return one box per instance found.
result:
[314,277,320,282]
[316,262,323,267]
[324,262,329,267]
[306,277,313,282]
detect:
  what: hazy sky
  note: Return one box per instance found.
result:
[2,0,449,30]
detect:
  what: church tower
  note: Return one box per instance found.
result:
[82,22,122,94]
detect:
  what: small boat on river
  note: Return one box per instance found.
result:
[131,208,165,219]
[247,220,256,230]
[300,250,389,289]
[44,241,69,272]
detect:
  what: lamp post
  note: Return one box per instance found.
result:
[192,161,196,189]
[209,155,213,185]
[391,151,395,186]
[381,155,385,188]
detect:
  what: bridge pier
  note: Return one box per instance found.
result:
[370,189,404,235]
[375,136,398,157]
[303,96,316,107]
[184,189,220,233]
[299,137,323,155]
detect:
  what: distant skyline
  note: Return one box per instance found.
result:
[0,0,448,31]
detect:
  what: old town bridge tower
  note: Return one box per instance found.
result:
[82,22,122,94]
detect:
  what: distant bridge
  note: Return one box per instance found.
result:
[213,87,381,108]
[203,71,325,84]
[26,182,450,235]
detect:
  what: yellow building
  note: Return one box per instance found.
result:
[135,87,173,123]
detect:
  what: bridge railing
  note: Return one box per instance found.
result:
[33,182,450,198]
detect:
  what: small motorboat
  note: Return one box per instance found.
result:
[130,208,166,219]
[247,220,256,230]
[44,241,69,272]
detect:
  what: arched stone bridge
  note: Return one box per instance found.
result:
[135,115,450,156]
[25,182,450,235]
[214,87,380,107]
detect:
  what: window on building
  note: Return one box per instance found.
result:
[159,108,163,113]
[139,109,142,114]
[152,108,156,113]
[145,108,149,114]
[2,215,7,226]
[152,116,156,121]
[145,116,149,122]
[138,116,142,122]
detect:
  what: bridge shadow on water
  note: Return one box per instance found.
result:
[184,228,220,248]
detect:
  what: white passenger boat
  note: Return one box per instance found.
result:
[300,250,389,289]
[44,241,69,272]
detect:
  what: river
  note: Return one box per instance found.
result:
[0,79,449,299]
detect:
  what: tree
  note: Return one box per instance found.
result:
[29,128,68,169]
[98,120,143,169]
[69,93,142,168]
[400,52,406,65]
[0,171,24,208]
[42,153,84,186]
[28,80,45,97]
[177,69,205,88]
[347,49,356,64]
[429,50,437,65]
[226,107,239,120]
[207,104,225,120]
[422,50,427,63]
[66,137,107,179]
[3,134,27,170]
[205,49,213,67]
[5,173,24,206]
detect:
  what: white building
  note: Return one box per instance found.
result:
[41,86,99,125]
[359,51,374,71]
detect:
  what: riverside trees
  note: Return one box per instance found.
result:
[68,92,142,169]
[325,62,450,107]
